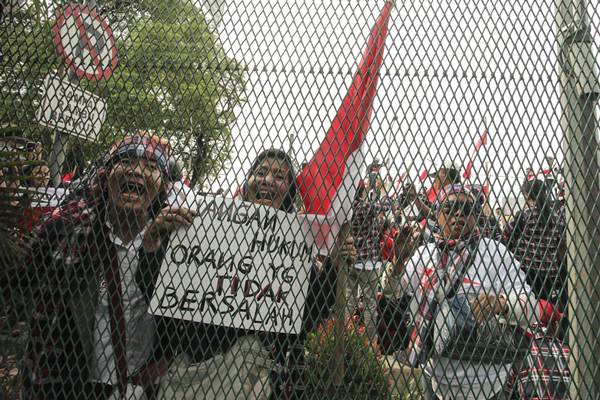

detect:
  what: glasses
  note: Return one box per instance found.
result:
[440,200,476,217]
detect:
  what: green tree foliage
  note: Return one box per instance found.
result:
[0,0,245,185]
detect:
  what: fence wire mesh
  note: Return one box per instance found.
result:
[1,0,600,399]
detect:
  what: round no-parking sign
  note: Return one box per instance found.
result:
[52,4,118,81]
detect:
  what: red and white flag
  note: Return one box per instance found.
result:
[20,187,69,231]
[463,129,489,180]
[527,168,553,181]
[297,1,393,251]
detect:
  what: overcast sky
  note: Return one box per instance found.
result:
[206,0,600,207]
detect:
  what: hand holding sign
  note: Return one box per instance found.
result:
[143,206,198,253]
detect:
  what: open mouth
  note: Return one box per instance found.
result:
[120,181,146,198]
[255,188,275,202]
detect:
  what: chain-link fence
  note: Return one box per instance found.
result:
[1,0,599,399]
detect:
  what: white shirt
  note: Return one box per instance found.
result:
[400,238,537,399]
[402,202,421,221]
[91,222,156,386]
[353,260,382,271]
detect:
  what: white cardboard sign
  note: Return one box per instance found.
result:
[149,196,315,334]
[36,74,107,141]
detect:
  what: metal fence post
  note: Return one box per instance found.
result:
[554,0,600,397]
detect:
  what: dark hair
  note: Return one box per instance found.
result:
[243,149,297,212]
[521,178,554,224]
[445,168,461,185]
[355,183,367,201]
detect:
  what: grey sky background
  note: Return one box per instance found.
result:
[206,0,599,208]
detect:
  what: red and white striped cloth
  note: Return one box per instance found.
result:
[297,0,393,252]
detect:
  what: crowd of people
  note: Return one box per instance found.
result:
[0,131,570,400]
[349,164,568,399]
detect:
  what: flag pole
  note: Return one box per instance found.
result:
[329,0,395,389]
[332,222,351,387]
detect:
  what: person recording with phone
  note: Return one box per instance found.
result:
[391,184,543,399]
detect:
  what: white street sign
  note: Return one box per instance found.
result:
[36,74,107,141]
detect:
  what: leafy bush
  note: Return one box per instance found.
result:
[305,317,392,400]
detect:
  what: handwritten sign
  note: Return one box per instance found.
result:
[149,196,315,334]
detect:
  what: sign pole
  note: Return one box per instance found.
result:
[47,59,68,187]
[49,60,83,187]
[48,128,69,187]
[46,0,114,187]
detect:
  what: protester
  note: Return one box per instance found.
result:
[0,137,30,332]
[503,179,567,309]
[502,183,570,400]
[347,181,389,340]
[393,184,541,399]
[28,162,51,187]
[15,134,192,400]
[159,149,357,400]
[0,136,41,204]
[431,160,461,189]
[367,160,384,200]
[415,160,462,243]
[470,184,503,241]
[0,159,21,207]
[495,207,507,230]
[418,160,462,213]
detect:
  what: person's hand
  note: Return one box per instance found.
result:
[414,195,430,215]
[143,206,197,252]
[107,384,145,400]
[405,183,417,200]
[331,233,358,268]
[469,293,509,324]
[393,224,421,271]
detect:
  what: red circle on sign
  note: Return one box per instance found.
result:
[52,4,118,81]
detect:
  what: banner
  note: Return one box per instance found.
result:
[150,196,315,334]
